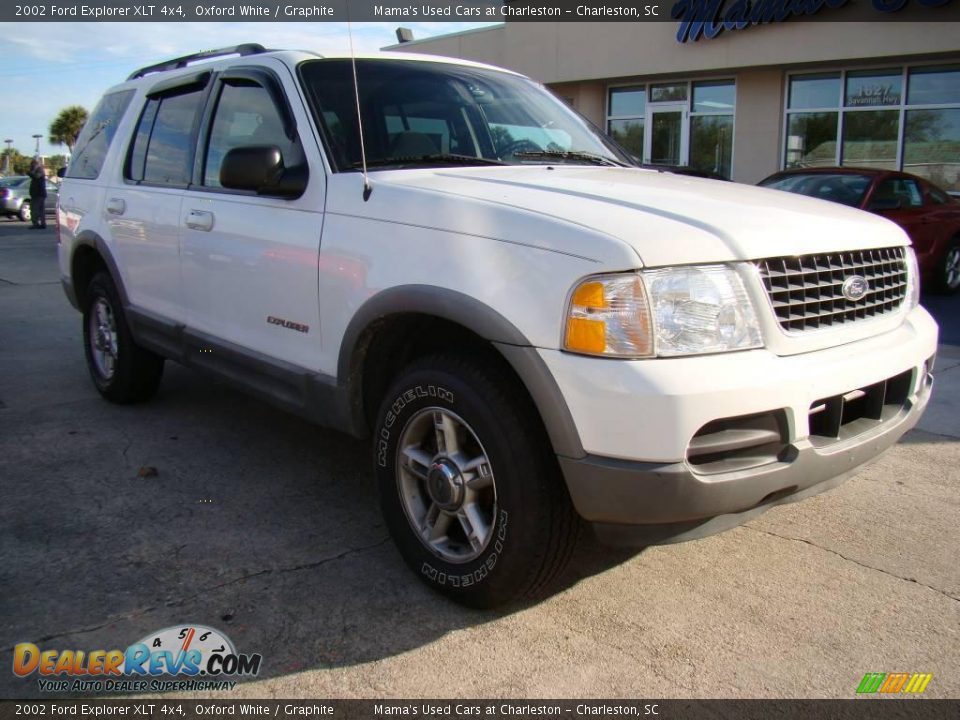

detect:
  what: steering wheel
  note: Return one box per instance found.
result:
[499,139,544,158]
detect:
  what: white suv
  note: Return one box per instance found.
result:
[58,45,938,607]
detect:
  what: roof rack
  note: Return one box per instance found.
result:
[127,44,268,81]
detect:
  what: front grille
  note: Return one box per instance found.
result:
[756,247,907,333]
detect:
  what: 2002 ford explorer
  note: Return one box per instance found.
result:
[57,45,938,607]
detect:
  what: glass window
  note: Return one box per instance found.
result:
[845,70,902,107]
[789,73,841,110]
[690,115,733,179]
[128,90,204,186]
[609,87,645,117]
[785,112,838,167]
[908,65,960,106]
[692,81,735,113]
[840,110,899,169]
[300,59,631,170]
[127,99,159,182]
[204,83,296,188]
[650,83,687,103]
[903,108,960,191]
[607,119,644,158]
[869,177,923,210]
[66,90,135,180]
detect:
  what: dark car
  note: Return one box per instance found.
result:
[0,175,60,223]
[759,167,960,294]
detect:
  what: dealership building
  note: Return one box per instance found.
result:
[388,18,960,189]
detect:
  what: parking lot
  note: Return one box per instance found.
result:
[1,218,958,699]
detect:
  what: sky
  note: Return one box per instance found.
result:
[0,21,498,159]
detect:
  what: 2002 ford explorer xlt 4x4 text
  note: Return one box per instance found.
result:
[57,45,938,607]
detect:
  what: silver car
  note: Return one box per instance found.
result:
[0,175,59,223]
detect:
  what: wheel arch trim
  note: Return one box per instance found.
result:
[338,284,585,459]
[69,231,130,309]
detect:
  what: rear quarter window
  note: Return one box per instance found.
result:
[66,90,135,180]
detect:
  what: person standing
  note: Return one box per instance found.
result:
[28,158,47,229]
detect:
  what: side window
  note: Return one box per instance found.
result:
[203,82,295,188]
[870,177,924,209]
[927,184,949,205]
[126,88,205,187]
[66,89,135,180]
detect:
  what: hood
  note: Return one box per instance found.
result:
[365,165,909,267]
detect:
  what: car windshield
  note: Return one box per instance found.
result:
[299,59,632,170]
[0,176,27,187]
[760,172,873,208]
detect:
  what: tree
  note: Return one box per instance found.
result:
[49,105,89,154]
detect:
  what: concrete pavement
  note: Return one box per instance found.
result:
[0,218,958,699]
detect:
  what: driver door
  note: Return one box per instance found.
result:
[180,65,327,371]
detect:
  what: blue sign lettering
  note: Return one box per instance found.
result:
[674,0,948,42]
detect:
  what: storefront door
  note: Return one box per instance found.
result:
[645,103,688,166]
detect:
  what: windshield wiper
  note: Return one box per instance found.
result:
[512,150,626,167]
[351,154,505,169]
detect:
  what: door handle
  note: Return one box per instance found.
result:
[105,198,126,215]
[186,210,214,232]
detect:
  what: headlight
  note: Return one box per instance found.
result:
[904,246,920,310]
[564,265,762,358]
[564,273,654,358]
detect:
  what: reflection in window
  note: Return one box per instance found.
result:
[609,87,646,117]
[903,108,960,191]
[690,115,733,178]
[650,83,687,103]
[205,83,295,187]
[789,74,841,109]
[67,90,135,180]
[143,91,204,186]
[786,112,838,167]
[608,118,644,158]
[845,70,902,107]
[908,66,960,106]
[841,110,899,170]
[692,81,735,113]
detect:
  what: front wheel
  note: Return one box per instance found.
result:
[934,240,960,295]
[82,271,165,403]
[18,203,31,223]
[374,354,578,608]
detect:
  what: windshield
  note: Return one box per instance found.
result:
[760,172,873,208]
[298,59,631,170]
[0,176,27,187]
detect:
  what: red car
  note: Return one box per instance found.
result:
[759,167,960,294]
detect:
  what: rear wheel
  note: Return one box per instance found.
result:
[18,202,30,223]
[374,354,579,608]
[935,240,960,295]
[82,271,165,403]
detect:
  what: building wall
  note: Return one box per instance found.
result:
[394,22,960,85]
[391,21,960,185]
[731,69,784,183]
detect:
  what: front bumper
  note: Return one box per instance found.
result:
[544,307,938,545]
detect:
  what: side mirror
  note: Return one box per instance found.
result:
[869,196,901,212]
[57,167,67,178]
[220,145,307,199]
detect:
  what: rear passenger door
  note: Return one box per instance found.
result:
[109,73,210,322]
[180,65,326,371]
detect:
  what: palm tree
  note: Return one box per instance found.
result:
[49,106,89,154]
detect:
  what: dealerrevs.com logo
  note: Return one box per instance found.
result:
[13,624,262,693]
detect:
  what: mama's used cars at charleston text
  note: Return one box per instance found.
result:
[57,45,938,607]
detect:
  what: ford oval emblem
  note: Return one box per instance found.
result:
[842,275,869,302]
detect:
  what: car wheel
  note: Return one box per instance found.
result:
[82,271,165,403]
[374,353,579,608]
[18,202,30,223]
[934,239,960,295]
